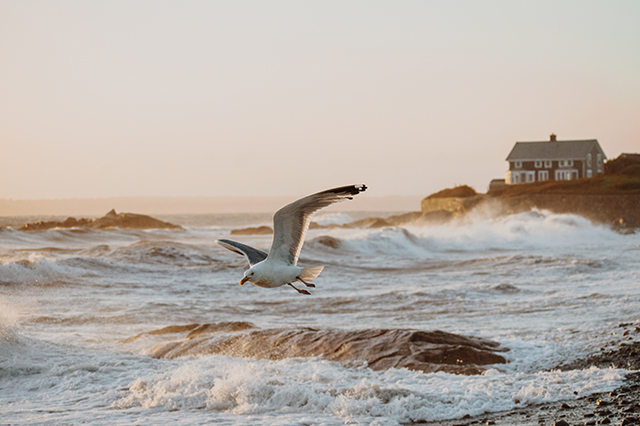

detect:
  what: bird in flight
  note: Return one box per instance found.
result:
[216,184,367,295]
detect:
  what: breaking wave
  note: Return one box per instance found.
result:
[113,354,624,423]
[301,210,625,273]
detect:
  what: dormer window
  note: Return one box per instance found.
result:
[535,160,542,168]
[515,161,522,169]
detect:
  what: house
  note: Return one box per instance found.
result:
[505,134,606,185]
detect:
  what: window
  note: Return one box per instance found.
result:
[556,170,574,180]
[587,153,592,167]
[526,171,535,182]
[586,170,593,178]
[514,161,522,169]
[544,160,552,168]
[535,160,542,168]
[538,170,549,181]
[597,154,602,165]
[559,159,574,167]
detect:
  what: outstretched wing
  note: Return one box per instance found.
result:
[216,239,268,266]
[269,184,367,265]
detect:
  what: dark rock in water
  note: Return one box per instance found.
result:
[492,283,520,294]
[128,323,508,375]
[312,235,342,249]
[19,209,181,231]
[611,217,639,234]
[230,226,274,235]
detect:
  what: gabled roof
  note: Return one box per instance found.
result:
[506,139,606,161]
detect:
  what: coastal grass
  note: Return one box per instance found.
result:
[490,174,640,197]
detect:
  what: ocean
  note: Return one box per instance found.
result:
[1,209,639,425]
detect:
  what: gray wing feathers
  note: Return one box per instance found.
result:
[216,239,268,266]
[269,184,367,265]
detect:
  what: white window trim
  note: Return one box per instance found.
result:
[515,161,522,169]
[534,160,542,168]
[555,169,577,180]
[544,160,552,168]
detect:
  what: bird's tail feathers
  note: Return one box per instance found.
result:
[299,266,324,282]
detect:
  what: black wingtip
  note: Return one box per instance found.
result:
[321,184,367,197]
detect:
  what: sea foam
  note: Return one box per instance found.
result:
[113,354,625,424]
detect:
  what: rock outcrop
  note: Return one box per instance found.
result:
[420,185,482,218]
[19,209,181,231]
[230,225,274,235]
[125,322,508,375]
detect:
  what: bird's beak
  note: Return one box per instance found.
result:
[240,276,250,285]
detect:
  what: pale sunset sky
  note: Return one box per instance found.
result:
[1,1,639,201]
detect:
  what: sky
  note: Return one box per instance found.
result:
[1,1,639,200]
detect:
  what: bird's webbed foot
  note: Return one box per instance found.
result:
[288,283,311,295]
[296,277,316,288]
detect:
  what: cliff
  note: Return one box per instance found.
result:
[411,157,640,231]
[420,182,640,231]
[483,193,640,230]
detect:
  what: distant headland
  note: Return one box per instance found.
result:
[18,209,181,231]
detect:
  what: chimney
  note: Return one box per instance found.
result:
[550,133,557,142]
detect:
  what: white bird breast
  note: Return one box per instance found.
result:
[249,262,301,288]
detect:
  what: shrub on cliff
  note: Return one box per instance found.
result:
[426,185,477,199]
[605,155,640,175]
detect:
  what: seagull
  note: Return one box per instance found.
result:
[216,184,367,295]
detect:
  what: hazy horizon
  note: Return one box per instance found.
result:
[0,194,424,216]
[2,1,639,202]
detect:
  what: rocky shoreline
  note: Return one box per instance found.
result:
[416,322,640,426]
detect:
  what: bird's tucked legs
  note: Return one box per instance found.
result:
[296,277,316,288]
[288,283,311,295]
